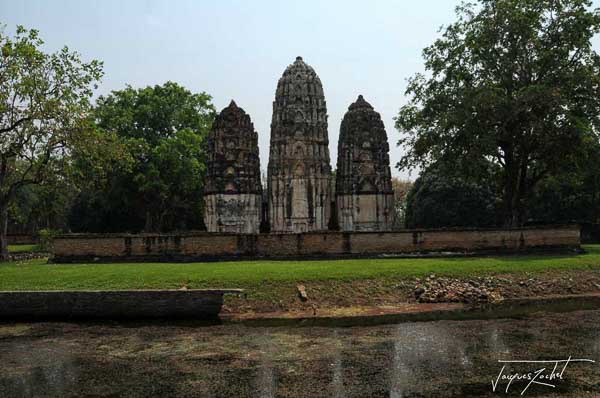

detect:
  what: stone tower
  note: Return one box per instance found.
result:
[336,95,394,231]
[204,100,262,233]
[267,56,332,233]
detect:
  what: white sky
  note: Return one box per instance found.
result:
[2,0,599,180]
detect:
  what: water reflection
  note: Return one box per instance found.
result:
[330,330,344,398]
[256,331,276,398]
[0,310,599,397]
[387,322,475,397]
[0,342,79,398]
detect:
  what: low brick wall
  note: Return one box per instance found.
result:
[52,225,580,263]
[0,289,242,320]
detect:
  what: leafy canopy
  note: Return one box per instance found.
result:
[396,0,600,226]
[0,25,103,196]
[69,82,215,233]
[0,24,102,258]
[405,162,497,228]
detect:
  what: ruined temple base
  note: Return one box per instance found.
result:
[51,225,580,263]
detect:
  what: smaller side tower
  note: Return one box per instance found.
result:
[204,101,262,233]
[335,95,394,231]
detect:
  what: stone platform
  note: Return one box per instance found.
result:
[0,289,243,320]
[52,225,580,263]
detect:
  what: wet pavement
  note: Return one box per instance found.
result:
[0,310,599,397]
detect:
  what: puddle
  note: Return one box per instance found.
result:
[0,308,598,397]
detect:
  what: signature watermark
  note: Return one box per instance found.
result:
[491,356,596,395]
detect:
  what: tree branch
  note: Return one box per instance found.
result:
[0,117,30,134]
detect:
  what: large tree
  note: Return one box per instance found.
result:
[0,25,102,259]
[404,162,498,228]
[396,0,600,227]
[528,137,600,224]
[8,170,76,235]
[391,177,413,229]
[72,82,215,233]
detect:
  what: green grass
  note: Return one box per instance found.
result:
[7,244,39,253]
[0,245,600,292]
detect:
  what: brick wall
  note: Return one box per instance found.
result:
[0,290,238,320]
[52,225,581,262]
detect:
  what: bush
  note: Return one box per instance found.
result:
[38,229,59,252]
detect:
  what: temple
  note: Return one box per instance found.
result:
[335,95,394,231]
[203,58,395,234]
[203,100,262,233]
[266,56,332,233]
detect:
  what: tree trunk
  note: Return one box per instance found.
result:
[0,201,9,261]
[502,159,525,229]
[144,210,154,233]
[503,195,517,228]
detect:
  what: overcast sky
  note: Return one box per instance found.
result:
[2,0,599,180]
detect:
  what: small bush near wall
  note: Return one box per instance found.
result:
[38,229,59,252]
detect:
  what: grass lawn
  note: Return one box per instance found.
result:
[0,245,599,292]
[7,244,39,253]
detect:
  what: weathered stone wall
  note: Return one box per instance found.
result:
[56,236,126,257]
[0,290,238,320]
[53,226,580,262]
[180,234,238,256]
[347,228,579,254]
[336,193,395,232]
[204,193,262,234]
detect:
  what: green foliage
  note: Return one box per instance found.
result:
[37,228,58,251]
[0,24,103,259]
[8,169,77,234]
[0,25,103,192]
[396,0,600,227]
[527,139,600,224]
[391,178,413,229]
[69,82,215,233]
[68,128,135,192]
[405,163,497,228]
[94,82,214,144]
[404,141,600,227]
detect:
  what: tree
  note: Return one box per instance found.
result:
[405,162,497,229]
[527,137,600,224]
[8,170,76,235]
[0,25,102,259]
[396,0,600,227]
[75,82,215,232]
[391,177,413,229]
[137,128,207,231]
[66,127,136,232]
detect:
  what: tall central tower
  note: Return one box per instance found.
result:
[267,56,332,233]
